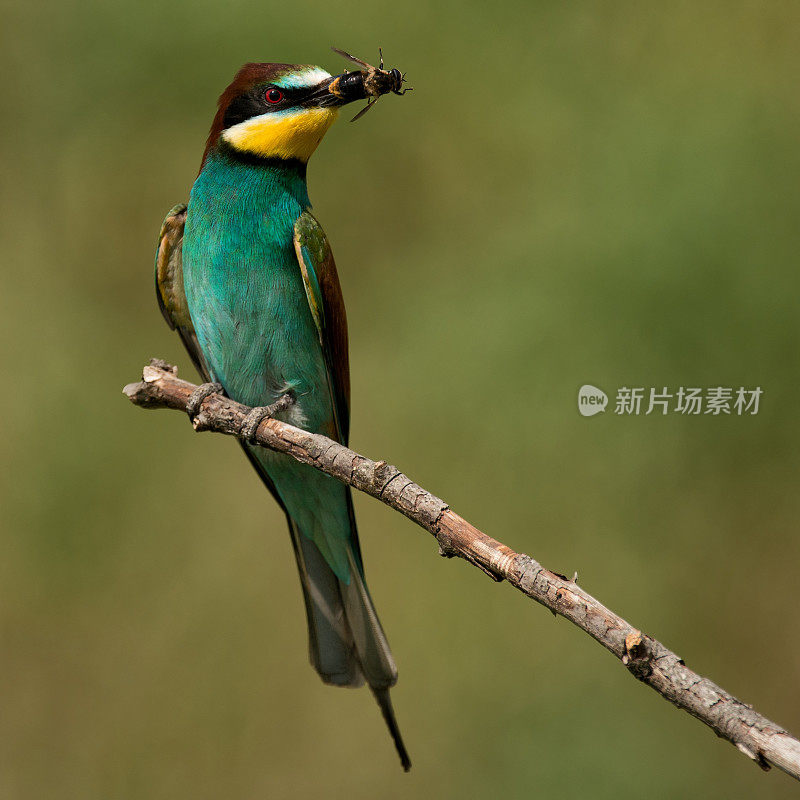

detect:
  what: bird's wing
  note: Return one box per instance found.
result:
[293,210,351,444]
[154,203,210,380]
[294,213,408,746]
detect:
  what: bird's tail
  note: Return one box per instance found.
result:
[287,519,411,771]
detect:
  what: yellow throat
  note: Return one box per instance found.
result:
[222,107,339,162]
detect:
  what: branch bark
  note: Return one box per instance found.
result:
[124,360,800,782]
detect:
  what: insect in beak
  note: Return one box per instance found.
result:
[331,46,413,122]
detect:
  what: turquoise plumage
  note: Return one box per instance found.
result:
[183,151,356,582]
[155,61,409,769]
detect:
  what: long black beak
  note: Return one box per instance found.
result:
[305,72,367,108]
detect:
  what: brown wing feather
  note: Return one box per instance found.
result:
[294,211,351,444]
[154,203,209,380]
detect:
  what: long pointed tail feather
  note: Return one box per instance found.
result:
[344,550,411,771]
[288,521,411,769]
[372,686,412,772]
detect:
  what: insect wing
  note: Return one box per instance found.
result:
[331,47,372,70]
[349,97,379,122]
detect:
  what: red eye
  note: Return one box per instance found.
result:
[265,88,283,104]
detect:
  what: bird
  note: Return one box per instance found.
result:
[154,59,410,770]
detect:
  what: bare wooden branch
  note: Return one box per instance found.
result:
[124,360,800,782]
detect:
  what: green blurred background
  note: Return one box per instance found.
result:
[2,1,799,797]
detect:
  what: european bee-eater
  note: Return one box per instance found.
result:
[155,58,410,770]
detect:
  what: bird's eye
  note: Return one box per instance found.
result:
[265,88,284,104]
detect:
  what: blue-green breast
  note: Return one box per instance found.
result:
[182,149,330,428]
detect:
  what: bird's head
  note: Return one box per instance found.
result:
[202,62,369,168]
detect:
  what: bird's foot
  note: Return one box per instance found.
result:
[238,391,296,444]
[185,382,223,420]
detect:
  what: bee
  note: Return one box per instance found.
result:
[331,47,412,121]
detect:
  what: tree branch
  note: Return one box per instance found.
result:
[124,360,800,782]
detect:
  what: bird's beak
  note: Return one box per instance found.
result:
[305,72,368,108]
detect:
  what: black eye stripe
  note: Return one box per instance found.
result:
[222,83,326,130]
